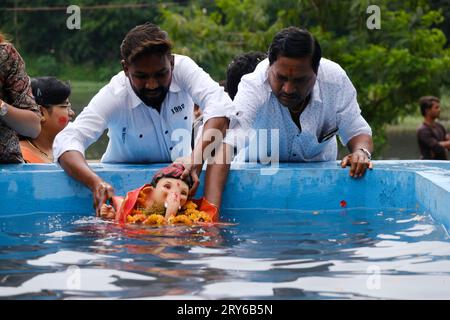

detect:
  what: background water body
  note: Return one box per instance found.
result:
[1,208,449,300]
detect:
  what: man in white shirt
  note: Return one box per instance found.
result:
[54,22,233,214]
[206,27,374,208]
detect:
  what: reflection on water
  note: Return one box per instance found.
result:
[0,208,449,299]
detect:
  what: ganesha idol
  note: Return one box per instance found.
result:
[100,163,218,226]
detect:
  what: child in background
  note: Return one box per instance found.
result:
[20,77,75,163]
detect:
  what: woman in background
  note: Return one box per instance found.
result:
[0,32,41,163]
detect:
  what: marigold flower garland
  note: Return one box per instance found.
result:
[126,190,212,226]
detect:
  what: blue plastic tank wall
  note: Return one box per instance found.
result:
[1,161,450,230]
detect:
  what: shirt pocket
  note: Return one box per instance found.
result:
[300,127,336,160]
[318,126,338,143]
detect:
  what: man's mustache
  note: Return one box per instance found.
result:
[141,87,165,95]
[280,93,300,99]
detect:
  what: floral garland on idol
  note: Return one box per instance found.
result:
[126,190,213,226]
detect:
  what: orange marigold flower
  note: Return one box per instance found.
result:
[169,214,193,225]
[143,214,165,226]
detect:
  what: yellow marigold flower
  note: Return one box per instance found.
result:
[127,213,147,224]
[169,214,193,225]
[189,211,212,223]
[143,214,165,226]
[183,201,197,211]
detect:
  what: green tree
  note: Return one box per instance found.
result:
[161,0,450,154]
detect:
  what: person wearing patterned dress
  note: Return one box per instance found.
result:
[0,32,41,163]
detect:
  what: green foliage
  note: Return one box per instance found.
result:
[160,0,450,154]
[28,55,59,77]
[1,0,164,80]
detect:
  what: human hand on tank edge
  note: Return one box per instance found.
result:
[340,151,373,178]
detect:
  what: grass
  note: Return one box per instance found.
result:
[386,87,450,132]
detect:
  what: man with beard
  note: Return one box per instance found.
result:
[54,23,233,215]
[204,27,374,208]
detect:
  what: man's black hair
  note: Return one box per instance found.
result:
[226,51,267,99]
[120,22,172,64]
[268,27,321,73]
[419,96,440,116]
[31,77,71,107]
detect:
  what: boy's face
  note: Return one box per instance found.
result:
[428,101,441,119]
[152,178,189,208]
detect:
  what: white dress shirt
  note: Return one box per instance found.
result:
[54,54,234,163]
[226,58,372,162]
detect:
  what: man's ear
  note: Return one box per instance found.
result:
[121,59,129,76]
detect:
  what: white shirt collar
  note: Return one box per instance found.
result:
[311,78,322,104]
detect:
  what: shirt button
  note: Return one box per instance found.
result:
[184,116,188,120]
[139,134,143,138]
[293,154,297,157]
[165,130,169,134]
[169,147,173,151]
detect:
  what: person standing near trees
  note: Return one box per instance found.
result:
[53,22,234,215]
[204,27,374,209]
[417,96,450,160]
[0,32,42,163]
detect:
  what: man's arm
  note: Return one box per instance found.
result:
[341,133,373,178]
[204,142,233,208]
[186,117,230,196]
[418,127,448,158]
[54,88,114,215]
[439,140,450,150]
[59,150,114,216]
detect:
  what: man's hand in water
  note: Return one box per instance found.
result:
[99,203,116,220]
[175,156,200,197]
[93,180,115,216]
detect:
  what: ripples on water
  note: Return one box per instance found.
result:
[0,208,449,299]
